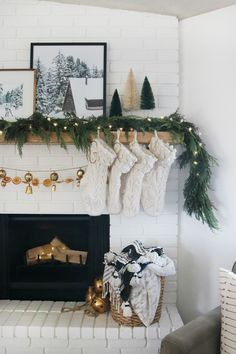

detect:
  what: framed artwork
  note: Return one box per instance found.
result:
[0,69,36,120]
[30,42,107,118]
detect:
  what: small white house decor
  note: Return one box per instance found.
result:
[63,77,104,116]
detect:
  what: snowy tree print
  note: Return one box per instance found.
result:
[35,58,47,114]
[32,44,105,117]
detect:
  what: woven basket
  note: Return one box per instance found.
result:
[111,276,165,327]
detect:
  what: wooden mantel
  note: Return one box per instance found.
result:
[0,131,178,145]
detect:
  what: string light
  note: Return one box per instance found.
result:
[63,126,67,130]
[108,124,112,129]
[188,127,192,132]
[199,142,202,147]
[193,161,198,165]
[74,122,79,127]
[180,119,184,123]
[130,128,134,132]
[147,118,152,122]
[170,117,173,121]
[0,131,3,135]
[196,173,200,176]
[53,122,58,127]
[47,117,51,122]
[119,127,123,131]
[194,151,198,156]
[29,124,32,130]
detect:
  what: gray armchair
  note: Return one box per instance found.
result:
[160,306,221,354]
[160,262,236,354]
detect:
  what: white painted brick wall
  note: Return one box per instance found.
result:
[0,0,179,308]
[0,0,179,117]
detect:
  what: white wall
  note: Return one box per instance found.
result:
[0,0,179,304]
[0,0,179,117]
[179,5,236,322]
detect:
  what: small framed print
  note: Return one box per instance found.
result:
[30,42,107,118]
[0,69,36,120]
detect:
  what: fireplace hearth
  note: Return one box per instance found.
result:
[0,214,110,301]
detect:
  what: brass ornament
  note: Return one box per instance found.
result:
[24,172,33,194]
[0,169,6,179]
[25,184,33,195]
[61,277,109,316]
[50,172,59,192]
[1,180,6,187]
[94,277,103,294]
[50,172,59,182]
[76,168,85,186]
[91,296,109,314]
[24,172,33,183]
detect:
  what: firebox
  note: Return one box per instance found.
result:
[0,214,110,301]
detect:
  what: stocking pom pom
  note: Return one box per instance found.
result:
[104,251,116,264]
[121,301,132,317]
[127,261,141,273]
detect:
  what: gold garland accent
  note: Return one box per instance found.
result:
[0,166,86,194]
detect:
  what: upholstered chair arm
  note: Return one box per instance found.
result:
[160,306,221,354]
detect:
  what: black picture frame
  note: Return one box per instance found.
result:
[30,42,107,118]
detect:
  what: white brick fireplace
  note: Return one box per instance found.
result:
[0,144,181,354]
[0,0,181,352]
[0,144,178,305]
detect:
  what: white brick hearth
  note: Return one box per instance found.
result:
[0,300,183,354]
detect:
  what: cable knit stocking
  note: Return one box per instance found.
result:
[80,138,116,216]
[141,131,176,216]
[122,132,157,217]
[107,132,137,214]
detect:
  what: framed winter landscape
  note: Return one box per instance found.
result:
[30,42,107,118]
[0,69,36,120]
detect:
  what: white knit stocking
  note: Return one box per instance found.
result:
[107,131,137,214]
[80,138,116,216]
[122,132,157,217]
[141,131,176,216]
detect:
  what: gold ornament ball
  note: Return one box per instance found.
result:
[94,277,103,294]
[50,172,59,182]
[91,296,109,314]
[77,169,85,178]
[24,172,33,182]
[0,169,6,179]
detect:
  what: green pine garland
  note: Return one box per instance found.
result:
[0,111,218,230]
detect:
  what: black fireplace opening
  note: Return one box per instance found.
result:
[0,214,110,301]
